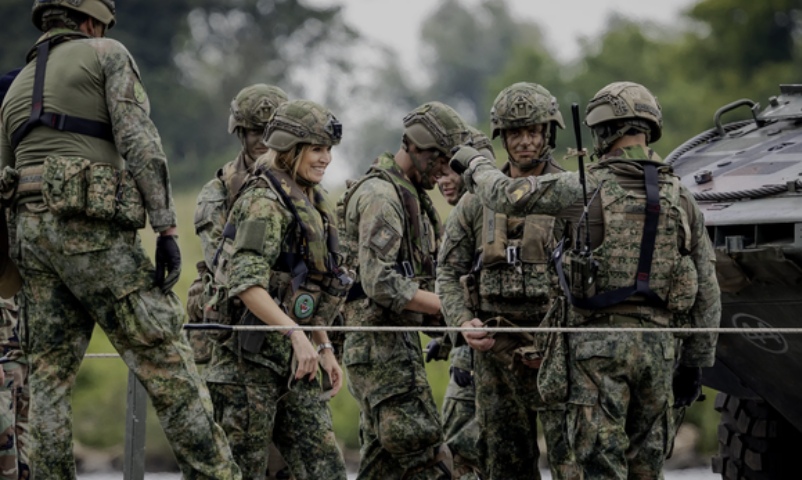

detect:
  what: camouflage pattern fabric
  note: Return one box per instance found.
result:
[263,100,342,152]
[203,170,346,479]
[436,160,569,480]
[0,300,29,480]
[206,347,345,480]
[204,169,342,373]
[14,210,240,480]
[339,153,445,480]
[465,144,721,478]
[441,346,481,480]
[1,30,176,231]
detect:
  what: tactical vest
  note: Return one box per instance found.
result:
[559,162,698,326]
[473,207,558,324]
[337,156,440,302]
[204,166,352,353]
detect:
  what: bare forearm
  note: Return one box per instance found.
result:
[238,286,295,333]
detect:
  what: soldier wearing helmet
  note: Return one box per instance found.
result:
[490,82,565,176]
[450,81,721,479]
[0,2,244,479]
[202,99,349,479]
[437,83,571,480]
[188,84,288,352]
[337,102,470,480]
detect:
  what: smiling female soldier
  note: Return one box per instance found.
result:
[203,100,351,480]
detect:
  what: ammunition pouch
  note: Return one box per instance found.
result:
[478,210,556,306]
[483,316,543,374]
[460,272,480,313]
[666,254,698,314]
[35,156,145,229]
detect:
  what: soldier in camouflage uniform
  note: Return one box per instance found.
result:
[0,2,241,478]
[188,83,288,363]
[338,102,470,480]
[429,126,495,480]
[436,83,571,480]
[203,99,348,480]
[0,299,29,480]
[0,69,29,480]
[450,82,721,479]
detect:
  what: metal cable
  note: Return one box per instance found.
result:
[665,120,752,165]
[692,183,791,202]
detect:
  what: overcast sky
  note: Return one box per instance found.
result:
[306,0,698,64]
[302,0,699,187]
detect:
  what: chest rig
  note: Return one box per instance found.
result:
[470,207,558,323]
[206,166,351,353]
[556,161,697,325]
[337,157,441,303]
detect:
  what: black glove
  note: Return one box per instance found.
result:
[451,366,473,388]
[155,234,182,294]
[672,365,702,408]
[425,338,441,363]
[448,145,483,175]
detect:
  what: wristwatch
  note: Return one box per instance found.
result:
[316,343,334,354]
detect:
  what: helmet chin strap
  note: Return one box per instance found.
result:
[502,124,553,171]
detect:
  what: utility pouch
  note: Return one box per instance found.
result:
[483,316,539,372]
[42,155,89,217]
[308,288,347,327]
[114,169,146,230]
[667,254,699,314]
[239,310,266,354]
[0,167,20,206]
[86,163,118,220]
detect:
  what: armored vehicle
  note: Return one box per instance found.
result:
[668,85,802,480]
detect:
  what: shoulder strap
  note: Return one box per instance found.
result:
[10,40,114,151]
[556,163,666,310]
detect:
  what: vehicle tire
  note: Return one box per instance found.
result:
[711,392,802,480]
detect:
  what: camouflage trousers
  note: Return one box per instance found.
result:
[15,211,240,480]
[474,349,542,480]
[205,348,346,480]
[344,331,446,480]
[0,359,29,480]
[565,328,675,480]
[442,346,481,480]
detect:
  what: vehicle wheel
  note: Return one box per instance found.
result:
[711,393,802,480]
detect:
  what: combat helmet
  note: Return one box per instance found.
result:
[402,102,470,189]
[490,82,565,168]
[263,99,342,152]
[228,84,288,134]
[467,126,496,162]
[585,81,662,156]
[32,0,116,31]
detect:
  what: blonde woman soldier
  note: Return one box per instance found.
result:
[203,100,351,480]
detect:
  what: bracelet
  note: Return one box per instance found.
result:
[284,324,299,337]
[316,343,334,354]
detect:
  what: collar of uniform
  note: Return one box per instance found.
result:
[600,145,662,163]
[28,29,90,62]
[375,152,417,191]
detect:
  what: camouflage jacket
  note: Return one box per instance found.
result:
[204,175,337,380]
[194,151,254,269]
[0,30,176,231]
[339,153,441,315]
[466,145,721,368]
[437,160,564,329]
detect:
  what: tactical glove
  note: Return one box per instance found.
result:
[673,365,703,408]
[425,338,442,363]
[448,145,484,175]
[155,234,182,294]
[451,366,473,388]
